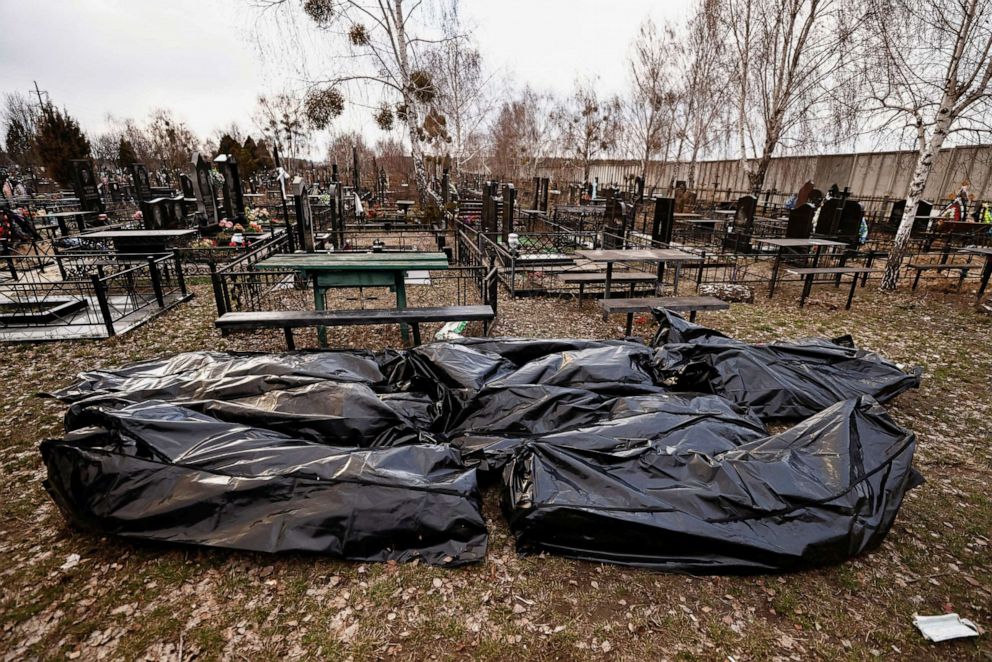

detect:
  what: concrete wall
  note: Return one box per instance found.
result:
[535,144,992,205]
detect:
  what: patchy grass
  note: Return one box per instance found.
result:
[1,279,990,660]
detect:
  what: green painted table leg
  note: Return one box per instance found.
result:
[395,271,410,344]
[314,284,328,347]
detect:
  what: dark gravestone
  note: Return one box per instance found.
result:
[180,174,195,200]
[326,182,340,246]
[673,185,688,213]
[191,153,214,221]
[531,177,550,212]
[140,197,172,231]
[352,145,360,190]
[816,198,843,235]
[213,154,245,221]
[889,199,906,227]
[602,190,626,249]
[912,200,933,235]
[482,181,500,235]
[70,159,104,213]
[651,197,675,244]
[130,163,152,202]
[501,183,516,243]
[734,195,757,232]
[786,203,815,239]
[723,195,757,253]
[109,181,122,203]
[293,176,315,253]
[837,200,864,242]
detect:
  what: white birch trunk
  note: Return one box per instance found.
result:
[881,108,953,290]
[393,0,438,207]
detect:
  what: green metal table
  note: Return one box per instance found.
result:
[254,251,449,346]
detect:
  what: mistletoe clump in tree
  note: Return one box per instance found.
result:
[268,0,453,205]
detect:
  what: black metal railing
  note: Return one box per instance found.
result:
[0,252,189,338]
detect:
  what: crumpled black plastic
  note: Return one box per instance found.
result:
[502,396,920,572]
[450,390,766,478]
[41,332,922,572]
[42,400,487,565]
[51,351,388,403]
[652,309,922,419]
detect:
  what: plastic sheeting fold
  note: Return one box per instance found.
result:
[502,396,919,572]
[41,328,921,571]
[652,310,921,419]
[42,401,486,565]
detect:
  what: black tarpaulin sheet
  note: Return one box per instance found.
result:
[503,396,919,572]
[51,351,387,403]
[42,333,921,572]
[41,401,486,565]
[50,351,435,448]
[450,391,767,477]
[652,309,921,419]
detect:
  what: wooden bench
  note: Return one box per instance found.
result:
[597,296,730,335]
[558,271,658,300]
[786,267,875,309]
[907,262,971,291]
[216,305,495,350]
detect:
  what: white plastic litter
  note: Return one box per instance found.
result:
[435,320,468,340]
[59,553,81,572]
[913,614,980,642]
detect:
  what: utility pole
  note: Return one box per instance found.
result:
[32,81,49,116]
[27,81,50,194]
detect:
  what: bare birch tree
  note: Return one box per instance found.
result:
[488,87,556,181]
[723,0,855,192]
[257,0,460,205]
[675,0,731,188]
[861,0,992,289]
[423,7,495,178]
[556,80,621,183]
[623,18,679,191]
[253,92,310,165]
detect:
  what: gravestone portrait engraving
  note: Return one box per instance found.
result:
[130,163,153,202]
[70,159,105,213]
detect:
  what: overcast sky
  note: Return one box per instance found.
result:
[0,0,693,155]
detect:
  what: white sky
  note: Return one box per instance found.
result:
[0,0,693,155]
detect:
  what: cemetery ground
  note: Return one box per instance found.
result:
[1,280,990,661]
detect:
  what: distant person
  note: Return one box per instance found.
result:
[1,206,38,245]
[956,181,970,219]
[977,201,992,228]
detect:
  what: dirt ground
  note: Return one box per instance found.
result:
[1,275,990,661]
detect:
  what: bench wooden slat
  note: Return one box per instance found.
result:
[597,296,730,335]
[216,305,494,331]
[557,272,657,283]
[598,296,729,314]
[786,267,874,275]
[906,263,971,270]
